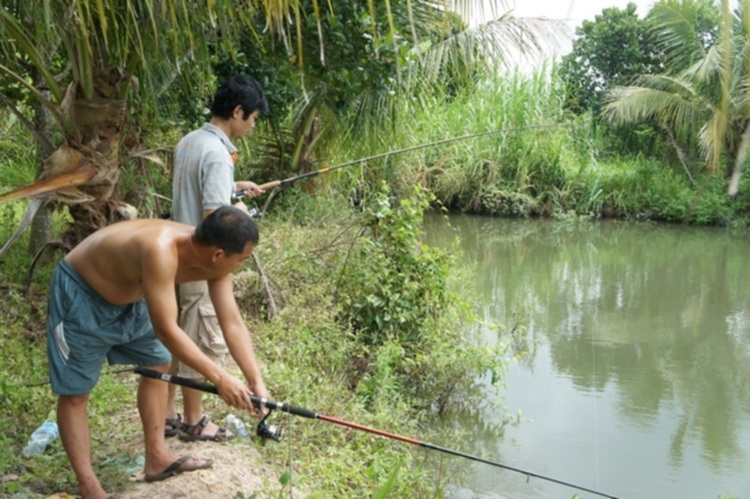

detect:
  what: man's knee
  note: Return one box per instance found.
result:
[58,393,90,410]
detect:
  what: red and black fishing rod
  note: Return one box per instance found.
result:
[135,367,618,499]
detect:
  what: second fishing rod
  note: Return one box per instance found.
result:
[233,123,560,205]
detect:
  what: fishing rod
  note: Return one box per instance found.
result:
[237,124,560,196]
[135,367,619,499]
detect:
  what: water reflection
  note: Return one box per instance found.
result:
[424,213,750,498]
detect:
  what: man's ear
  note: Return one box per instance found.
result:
[211,248,225,263]
[232,104,244,119]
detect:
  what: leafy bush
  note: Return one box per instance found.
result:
[337,182,449,348]
[333,182,500,409]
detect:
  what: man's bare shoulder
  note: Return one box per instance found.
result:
[63,219,195,305]
[69,218,192,259]
[99,218,190,239]
[107,217,189,233]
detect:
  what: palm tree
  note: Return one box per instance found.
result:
[0,0,274,256]
[603,0,749,187]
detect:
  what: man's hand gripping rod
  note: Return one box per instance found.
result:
[135,367,284,441]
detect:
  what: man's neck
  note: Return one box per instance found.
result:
[175,234,216,280]
[209,116,234,139]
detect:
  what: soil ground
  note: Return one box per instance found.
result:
[47,436,296,499]
[122,438,285,498]
[40,376,300,499]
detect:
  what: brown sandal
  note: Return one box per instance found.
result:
[178,415,232,442]
[144,454,213,482]
[165,414,183,437]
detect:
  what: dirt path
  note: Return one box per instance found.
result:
[121,438,290,498]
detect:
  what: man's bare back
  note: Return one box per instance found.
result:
[65,218,253,306]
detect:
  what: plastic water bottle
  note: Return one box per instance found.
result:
[224,414,249,438]
[22,421,59,457]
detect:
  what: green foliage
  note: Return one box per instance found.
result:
[557,3,671,158]
[312,56,750,227]
[559,3,662,115]
[561,156,750,224]
[337,182,448,347]
[603,0,741,174]
[372,465,400,498]
[649,0,720,75]
[327,63,572,216]
[0,113,37,192]
[214,1,464,121]
[0,0,281,120]
[331,182,499,410]
[0,288,58,484]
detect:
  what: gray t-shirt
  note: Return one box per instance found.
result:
[172,123,238,226]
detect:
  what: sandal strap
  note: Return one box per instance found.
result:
[182,414,210,436]
[165,413,183,429]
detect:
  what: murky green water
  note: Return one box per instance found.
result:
[423,213,750,499]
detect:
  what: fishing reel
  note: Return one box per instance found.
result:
[231,191,262,219]
[255,410,282,444]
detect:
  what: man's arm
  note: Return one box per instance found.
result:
[208,274,270,410]
[141,244,254,409]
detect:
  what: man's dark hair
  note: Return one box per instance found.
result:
[210,75,269,120]
[195,206,259,255]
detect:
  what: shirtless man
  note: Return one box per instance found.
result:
[46,206,269,499]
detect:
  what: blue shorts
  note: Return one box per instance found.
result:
[46,259,172,395]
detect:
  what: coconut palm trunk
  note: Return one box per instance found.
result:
[1,68,132,255]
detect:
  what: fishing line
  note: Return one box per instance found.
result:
[135,367,620,499]
[592,319,601,490]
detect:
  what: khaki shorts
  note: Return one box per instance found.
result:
[175,281,228,378]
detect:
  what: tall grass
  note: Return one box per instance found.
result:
[0,113,37,192]
[314,62,750,226]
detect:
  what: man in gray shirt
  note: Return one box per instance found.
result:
[168,75,269,440]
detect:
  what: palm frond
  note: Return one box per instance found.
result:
[685,41,722,84]
[626,73,712,110]
[699,110,728,165]
[605,85,704,129]
[411,15,570,89]
[648,0,712,72]
[429,0,510,26]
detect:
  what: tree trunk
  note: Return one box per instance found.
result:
[28,74,54,255]
[28,204,53,256]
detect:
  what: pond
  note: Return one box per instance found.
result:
[423,213,750,499]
